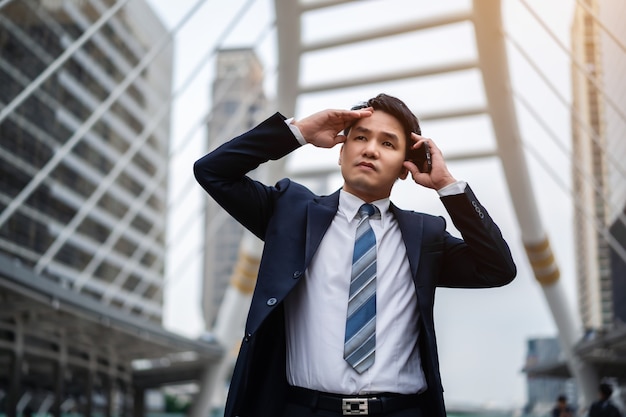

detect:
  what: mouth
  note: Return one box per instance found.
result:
[356,161,376,171]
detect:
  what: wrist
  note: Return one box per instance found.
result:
[285,118,307,146]
[435,177,457,191]
[436,179,466,197]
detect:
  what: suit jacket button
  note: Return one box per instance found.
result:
[293,271,302,279]
[267,297,277,306]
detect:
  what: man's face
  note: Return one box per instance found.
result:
[339,110,408,202]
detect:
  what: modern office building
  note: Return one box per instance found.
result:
[0,1,221,415]
[594,0,626,328]
[568,0,626,389]
[201,48,267,330]
[570,0,626,331]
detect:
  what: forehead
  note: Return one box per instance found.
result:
[351,110,405,137]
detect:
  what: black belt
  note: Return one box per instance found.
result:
[287,385,423,415]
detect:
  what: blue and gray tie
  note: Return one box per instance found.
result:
[344,203,379,373]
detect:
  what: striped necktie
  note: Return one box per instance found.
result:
[344,203,379,373]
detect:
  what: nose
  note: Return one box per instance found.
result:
[362,140,379,158]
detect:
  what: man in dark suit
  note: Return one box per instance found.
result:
[194,94,516,417]
[588,383,623,417]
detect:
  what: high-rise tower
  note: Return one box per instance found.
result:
[202,48,267,329]
[0,1,221,413]
[571,0,626,331]
[0,0,172,323]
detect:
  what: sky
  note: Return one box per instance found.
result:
[146,0,579,410]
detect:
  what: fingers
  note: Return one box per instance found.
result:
[345,107,374,116]
[304,108,372,132]
[403,160,419,176]
[333,107,373,125]
[408,132,432,150]
[351,107,374,118]
[406,133,457,190]
[297,108,373,148]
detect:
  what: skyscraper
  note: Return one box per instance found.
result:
[202,48,267,329]
[570,0,626,331]
[0,1,221,413]
[0,0,172,323]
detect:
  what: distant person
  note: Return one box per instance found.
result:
[194,93,517,417]
[588,383,622,417]
[553,395,574,417]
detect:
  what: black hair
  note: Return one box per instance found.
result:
[599,383,614,399]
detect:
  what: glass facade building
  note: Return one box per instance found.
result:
[0,1,221,415]
[568,0,626,405]
[202,48,267,329]
[571,0,626,331]
[0,0,172,323]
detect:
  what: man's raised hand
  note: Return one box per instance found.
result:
[293,108,373,148]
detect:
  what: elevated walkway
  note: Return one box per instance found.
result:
[524,326,626,379]
[0,253,223,415]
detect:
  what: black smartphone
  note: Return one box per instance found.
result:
[406,141,432,173]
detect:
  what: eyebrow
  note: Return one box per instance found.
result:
[352,125,400,142]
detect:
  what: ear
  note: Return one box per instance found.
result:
[398,165,409,180]
[338,144,344,166]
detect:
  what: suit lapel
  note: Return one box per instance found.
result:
[304,196,424,278]
[391,204,423,279]
[305,190,340,268]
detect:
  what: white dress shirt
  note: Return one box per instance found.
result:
[284,190,427,395]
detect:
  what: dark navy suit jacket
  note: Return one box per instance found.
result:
[193,113,517,417]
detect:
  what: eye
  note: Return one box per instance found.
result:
[382,141,394,148]
[355,135,367,141]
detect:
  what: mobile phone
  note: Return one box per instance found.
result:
[406,141,432,173]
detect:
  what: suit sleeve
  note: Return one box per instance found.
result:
[193,113,301,241]
[438,185,517,288]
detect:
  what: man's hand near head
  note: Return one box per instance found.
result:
[403,133,457,191]
[292,108,373,148]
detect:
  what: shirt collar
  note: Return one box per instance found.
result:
[339,189,390,227]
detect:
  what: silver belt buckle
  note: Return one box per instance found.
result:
[342,398,368,415]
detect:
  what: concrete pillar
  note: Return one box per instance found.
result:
[104,373,113,417]
[8,317,24,417]
[85,368,94,417]
[117,378,128,417]
[133,387,144,417]
[52,332,67,417]
[7,350,22,417]
[52,361,65,417]
[190,234,261,417]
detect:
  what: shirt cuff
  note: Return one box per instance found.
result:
[437,180,467,197]
[284,117,307,146]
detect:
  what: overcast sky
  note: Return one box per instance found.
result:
[146,0,578,410]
